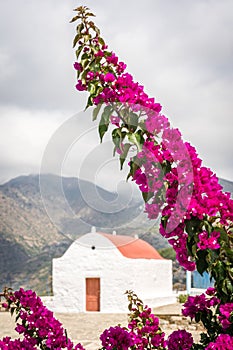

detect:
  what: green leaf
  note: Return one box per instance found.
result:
[126,159,139,180]
[82,59,90,69]
[99,105,112,142]
[92,103,102,121]
[88,83,97,95]
[76,22,84,35]
[98,37,105,46]
[212,261,226,282]
[10,307,15,316]
[191,241,197,256]
[227,266,233,279]
[223,246,233,260]
[86,12,95,17]
[69,15,80,23]
[99,123,108,142]
[196,250,209,275]
[81,52,89,60]
[195,312,201,323]
[83,34,91,44]
[73,33,82,48]
[220,229,229,243]
[222,277,233,295]
[128,132,143,151]
[185,217,201,237]
[138,304,143,312]
[120,143,131,170]
[112,128,126,153]
[128,112,138,132]
[85,95,94,109]
[75,46,83,60]
[162,160,172,174]
[89,60,101,72]
[142,191,154,203]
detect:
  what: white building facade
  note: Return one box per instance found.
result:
[51,231,175,313]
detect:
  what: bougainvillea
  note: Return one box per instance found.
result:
[100,326,135,350]
[205,334,233,350]
[70,4,233,297]
[1,288,85,350]
[166,329,193,350]
[69,6,233,348]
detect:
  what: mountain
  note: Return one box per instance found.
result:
[0,174,153,294]
[0,174,232,295]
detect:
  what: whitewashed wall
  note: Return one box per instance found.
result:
[51,233,174,313]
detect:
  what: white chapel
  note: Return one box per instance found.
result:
[49,229,175,313]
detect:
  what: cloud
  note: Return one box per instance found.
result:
[0,106,66,183]
[0,1,84,111]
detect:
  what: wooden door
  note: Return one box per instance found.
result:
[86,278,100,311]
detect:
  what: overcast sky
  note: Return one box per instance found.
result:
[0,0,233,192]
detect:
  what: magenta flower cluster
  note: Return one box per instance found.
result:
[218,302,233,330]
[99,303,167,349]
[71,8,233,346]
[197,231,220,250]
[182,288,233,347]
[205,334,233,350]
[0,337,37,350]
[127,306,166,349]
[166,329,193,350]
[182,290,220,320]
[74,31,233,272]
[1,288,85,350]
[185,144,233,225]
[131,131,196,270]
[100,326,135,349]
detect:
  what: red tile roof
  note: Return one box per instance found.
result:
[100,233,164,260]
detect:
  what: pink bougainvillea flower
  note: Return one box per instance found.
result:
[197,230,220,250]
[206,287,216,296]
[167,329,193,350]
[110,115,120,127]
[218,303,233,330]
[75,80,87,91]
[205,334,233,349]
[86,71,95,81]
[106,52,118,65]
[104,72,115,83]
[73,62,83,71]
